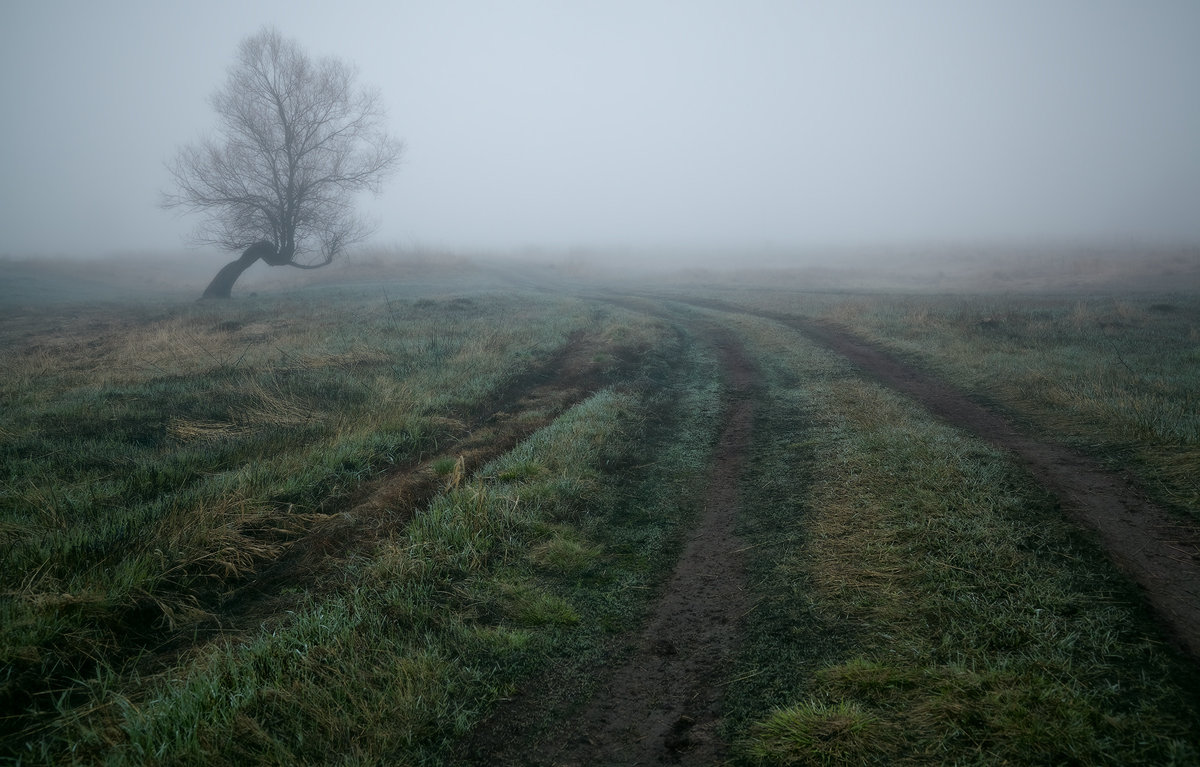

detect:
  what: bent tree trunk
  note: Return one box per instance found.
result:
[200,241,278,299]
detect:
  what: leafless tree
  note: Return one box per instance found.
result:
[163,27,402,298]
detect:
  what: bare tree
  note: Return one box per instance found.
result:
[163,27,402,298]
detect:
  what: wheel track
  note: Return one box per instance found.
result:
[540,322,756,765]
[465,297,760,766]
[675,295,1200,662]
[217,328,622,626]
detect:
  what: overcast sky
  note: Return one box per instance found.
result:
[2,1,1199,258]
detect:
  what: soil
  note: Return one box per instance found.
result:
[667,296,1200,660]
[789,315,1200,660]
[469,295,1199,766]
[17,285,1198,760]
[477,290,1200,765]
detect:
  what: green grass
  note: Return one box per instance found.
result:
[719,310,1200,765]
[3,284,727,765]
[0,284,647,758]
[97,391,643,765]
[7,272,1200,765]
[746,701,893,766]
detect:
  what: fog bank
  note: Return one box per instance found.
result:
[2,1,1199,258]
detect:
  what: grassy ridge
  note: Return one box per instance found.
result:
[722,311,1200,765]
[99,389,645,764]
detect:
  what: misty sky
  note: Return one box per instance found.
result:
[2,1,1199,258]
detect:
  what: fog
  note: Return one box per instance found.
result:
[2,1,1199,261]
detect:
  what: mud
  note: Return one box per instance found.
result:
[219,329,627,627]
[669,295,1200,660]
[479,294,1200,767]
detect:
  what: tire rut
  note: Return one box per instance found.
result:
[463,306,758,766]
[797,316,1200,660]
[217,329,617,627]
[681,296,1200,661]
[522,319,757,766]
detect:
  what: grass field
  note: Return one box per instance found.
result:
[2,253,1199,765]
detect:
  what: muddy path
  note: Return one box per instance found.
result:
[547,326,755,765]
[798,317,1200,659]
[681,297,1200,661]
[466,310,759,766]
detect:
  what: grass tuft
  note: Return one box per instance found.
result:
[527,528,604,577]
[745,700,893,766]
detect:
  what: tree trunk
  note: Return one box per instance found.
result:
[200,241,277,299]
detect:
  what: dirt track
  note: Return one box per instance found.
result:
[466,293,1200,764]
[790,316,1200,660]
[220,329,623,627]
[459,305,761,766]
[535,326,756,765]
[2,329,630,746]
[663,296,1200,661]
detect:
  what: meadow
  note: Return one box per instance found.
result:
[2,253,1198,765]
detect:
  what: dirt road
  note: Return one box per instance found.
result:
[462,305,761,766]
[790,316,1200,660]
[537,326,756,765]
